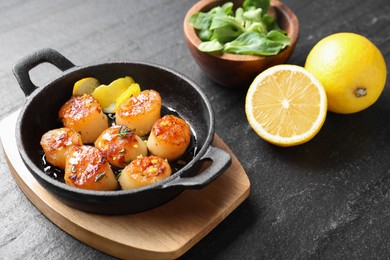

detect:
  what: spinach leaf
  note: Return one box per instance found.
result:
[210,15,244,31]
[224,31,286,56]
[220,2,234,15]
[209,2,234,16]
[261,15,280,31]
[199,39,224,52]
[245,21,267,34]
[210,16,245,43]
[266,30,291,49]
[189,2,234,30]
[243,8,263,23]
[235,7,244,22]
[211,26,244,43]
[188,12,213,30]
[243,0,270,13]
[198,29,213,41]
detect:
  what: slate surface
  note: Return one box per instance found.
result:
[1,0,390,259]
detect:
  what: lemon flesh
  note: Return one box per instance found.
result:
[305,32,387,114]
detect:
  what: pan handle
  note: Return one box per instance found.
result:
[13,48,75,97]
[162,146,232,189]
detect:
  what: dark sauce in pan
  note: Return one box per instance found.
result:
[41,106,198,183]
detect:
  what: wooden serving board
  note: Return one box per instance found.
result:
[0,110,250,259]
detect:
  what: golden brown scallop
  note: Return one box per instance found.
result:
[147,115,191,161]
[94,125,148,168]
[118,155,172,190]
[59,94,108,144]
[40,127,83,170]
[64,145,118,191]
[115,89,162,137]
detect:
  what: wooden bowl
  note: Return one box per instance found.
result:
[183,0,299,88]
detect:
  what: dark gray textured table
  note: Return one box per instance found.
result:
[1,0,390,259]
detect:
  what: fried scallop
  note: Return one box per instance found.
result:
[115,89,162,137]
[40,127,83,170]
[118,155,172,190]
[147,115,191,161]
[65,145,118,191]
[94,125,148,168]
[59,94,109,144]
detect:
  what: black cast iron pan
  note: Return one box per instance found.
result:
[13,48,231,215]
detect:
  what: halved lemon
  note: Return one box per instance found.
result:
[91,76,135,113]
[72,77,100,96]
[245,65,327,147]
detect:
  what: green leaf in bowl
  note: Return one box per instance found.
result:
[224,31,290,55]
[198,39,224,52]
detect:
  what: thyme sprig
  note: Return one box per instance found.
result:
[95,172,106,182]
[118,125,131,138]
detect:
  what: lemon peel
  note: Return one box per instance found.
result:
[115,83,141,112]
[91,76,135,113]
[72,77,100,96]
[304,32,387,114]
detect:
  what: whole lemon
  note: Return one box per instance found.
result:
[304,32,387,114]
